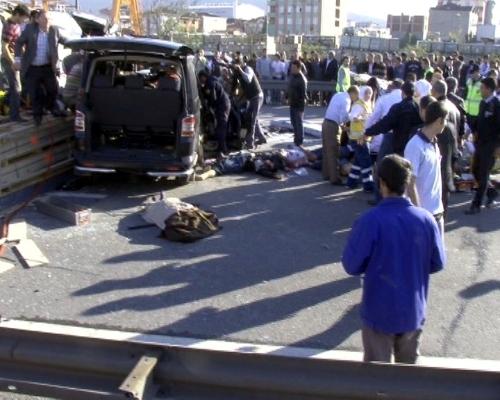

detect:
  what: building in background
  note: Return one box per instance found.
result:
[429,2,478,41]
[437,0,486,24]
[387,14,428,41]
[267,0,345,37]
[188,0,265,20]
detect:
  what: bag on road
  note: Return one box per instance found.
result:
[163,208,220,243]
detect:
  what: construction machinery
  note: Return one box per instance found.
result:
[111,0,143,36]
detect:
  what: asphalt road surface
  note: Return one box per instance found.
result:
[1,106,500,399]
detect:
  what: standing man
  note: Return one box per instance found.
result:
[365,82,422,157]
[365,79,404,204]
[233,58,266,149]
[405,51,423,80]
[445,76,466,142]
[322,51,338,83]
[431,80,461,218]
[256,49,271,103]
[342,154,445,364]
[322,51,338,103]
[336,56,351,93]
[322,86,359,185]
[405,101,448,235]
[391,56,405,80]
[463,65,482,134]
[198,70,231,158]
[1,4,30,122]
[465,78,500,214]
[14,10,67,126]
[288,60,307,148]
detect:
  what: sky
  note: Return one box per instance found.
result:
[81,0,435,15]
[78,0,500,22]
[347,0,435,19]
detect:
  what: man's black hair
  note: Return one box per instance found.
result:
[391,79,403,89]
[424,100,448,125]
[481,77,497,92]
[419,95,436,111]
[378,155,412,196]
[198,70,209,80]
[425,70,433,82]
[402,81,415,98]
[13,4,30,17]
[406,72,417,82]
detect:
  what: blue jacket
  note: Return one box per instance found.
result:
[342,197,445,334]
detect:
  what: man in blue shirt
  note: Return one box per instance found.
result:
[342,154,446,364]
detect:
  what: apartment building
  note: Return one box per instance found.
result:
[267,0,345,37]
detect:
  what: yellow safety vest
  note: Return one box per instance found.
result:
[336,65,351,93]
[350,100,372,140]
[465,79,482,117]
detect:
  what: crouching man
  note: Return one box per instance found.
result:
[342,154,446,364]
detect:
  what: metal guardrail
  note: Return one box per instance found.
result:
[260,79,337,92]
[0,319,500,400]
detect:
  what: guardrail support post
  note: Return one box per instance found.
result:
[119,350,162,400]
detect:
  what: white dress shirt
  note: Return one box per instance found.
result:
[325,92,351,125]
[365,89,403,152]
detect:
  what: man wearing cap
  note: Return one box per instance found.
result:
[465,77,500,214]
[464,65,483,134]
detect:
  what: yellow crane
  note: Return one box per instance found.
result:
[111,0,143,36]
[31,0,49,11]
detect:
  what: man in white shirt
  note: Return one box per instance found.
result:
[365,79,404,203]
[405,101,448,235]
[322,85,359,185]
[270,53,285,104]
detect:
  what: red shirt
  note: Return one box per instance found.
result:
[2,20,21,55]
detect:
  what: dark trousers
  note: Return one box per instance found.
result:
[347,140,375,192]
[245,95,265,148]
[290,107,304,147]
[362,326,422,364]
[472,144,498,207]
[25,65,58,122]
[322,120,341,183]
[373,133,395,202]
[215,105,230,154]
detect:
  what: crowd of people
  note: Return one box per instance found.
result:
[0,5,69,126]
[196,45,500,364]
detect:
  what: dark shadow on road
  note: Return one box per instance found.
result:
[444,192,500,234]
[146,278,360,344]
[71,171,362,350]
[459,280,500,299]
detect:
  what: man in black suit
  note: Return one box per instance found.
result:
[322,51,338,82]
[466,78,500,214]
[14,10,67,125]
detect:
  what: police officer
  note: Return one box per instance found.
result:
[466,77,500,214]
[463,65,482,134]
[198,70,231,157]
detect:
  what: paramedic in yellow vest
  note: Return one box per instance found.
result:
[464,65,482,133]
[347,86,375,192]
[337,56,351,93]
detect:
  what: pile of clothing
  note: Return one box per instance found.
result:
[142,195,220,243]
[212,146,318,180]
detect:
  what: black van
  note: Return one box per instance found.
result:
[66,37,202,183]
